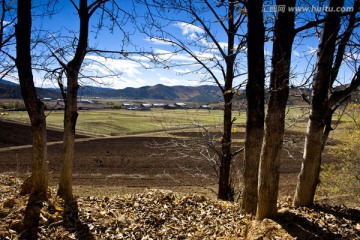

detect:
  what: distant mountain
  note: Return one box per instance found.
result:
[0,80,62,99]
[95,85,214,100]
[80,84,222,102]
[77,85,115,96]
[0,81,222,102]
[0,79,19,86]
[0,84,22,99]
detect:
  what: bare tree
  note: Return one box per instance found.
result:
[0,0,16,79]
[8,0,132,201]
[243,0,359,217]
[15,0,48,198]
[55,0,94,201]
[294,0,360,207]
[48,0,117,201]
[256,0,296,220]
[138,0,247,201]
[241,0,265,214]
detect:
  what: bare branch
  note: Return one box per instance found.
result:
[69,0,79,12]
[188,4,227,59]
[330,0,360,86]
[329,65,360,107]
[294,18,326,35]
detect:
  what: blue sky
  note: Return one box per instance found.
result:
[3,0,359,89]
[30,0,225,89]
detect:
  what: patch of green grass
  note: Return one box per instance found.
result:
[5,109,246,135]
[317,119,360,207]
[5,106,356,137]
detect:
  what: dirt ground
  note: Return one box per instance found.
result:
[0,119,335,200]
[0,120,87,148]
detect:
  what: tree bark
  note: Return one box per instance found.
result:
[256,0,296,220]
[57,0,89,201]
[57,76,79,201]
[15,0,48,198]
[218,93,233,200]
[242,0,265,214]
[218,1,236,201]
[293,0,344,207]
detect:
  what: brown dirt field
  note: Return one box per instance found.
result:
[0,120,88,148]
[0,120,336,200]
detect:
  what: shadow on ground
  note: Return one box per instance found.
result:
[62,200,96,240]
[275,209,346,239]
[20,194,44,239]
[17,194,95,239]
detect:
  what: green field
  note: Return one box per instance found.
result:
[3,109,247,135]
[3,105,356,136]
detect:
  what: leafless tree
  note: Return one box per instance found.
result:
[33,0,133,201]
[0,0,16,79]
[256,0,297,220]
[137,0,247,201]
[14,0,48,199]
[1,0,134,202]
[294,0,360,207]
[241,0,265,214]
[146,123,223,192]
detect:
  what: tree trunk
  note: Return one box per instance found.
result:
[217,1,236,201]
[294,112,334,206]
[242,0,265,214]
[57,0,89,202]
[294,119,324,206]
[293,0,344,207]
[218,93,233,200]
[15,0,48,198]
[29,112,48,197]
[57,76,79,201]
[256,0,296,220]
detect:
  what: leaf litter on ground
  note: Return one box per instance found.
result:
[0,174,358,239]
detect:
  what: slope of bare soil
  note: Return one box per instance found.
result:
[0,120,88,148]
[0,119,337,199]
[1,121,359,239]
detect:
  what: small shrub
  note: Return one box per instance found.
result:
[2,101,26,110]
[111,104,122,110]
[14,101,26,110]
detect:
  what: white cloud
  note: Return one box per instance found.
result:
[153,48,223,65]
[159,76,181,85]
[306,46,317,54]
[293,50,301,57]
[129,55,152,64]
[153,49,195,62]
[84,55,143,78]
[80,55,150,88]
[192,50,219,61]
[144,37,174,46]
[111,77,147,88]
[175,22,204,35]
[345,52,360,61]
[173,68,192,74]
[206,41,228,50]
[80,56,200,89]
[2,20,14,29]
[188,32,198,40]
[83,63,111,76]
